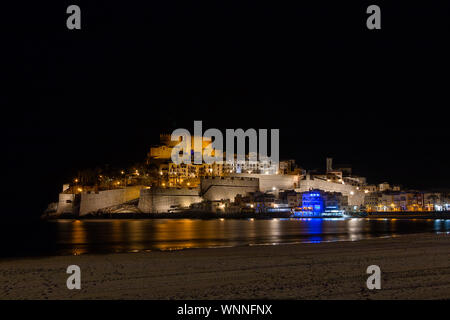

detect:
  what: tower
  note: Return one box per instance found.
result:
[326,158,333,173]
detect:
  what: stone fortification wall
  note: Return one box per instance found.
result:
[296,178,365,206]
[79,186,144,216]
[229,173,299,192]
[138,187,202,213]
[56,193,80,215]
[201,176,259,201]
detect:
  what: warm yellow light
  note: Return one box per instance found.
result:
[74,178,78,183]
[162,183,166,187]
[187,182,190,186]
[77,188,82,192]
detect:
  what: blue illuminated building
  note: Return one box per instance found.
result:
[293,189,345,217]
[296,190,324,217]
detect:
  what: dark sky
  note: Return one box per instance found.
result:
[3,1,449,216]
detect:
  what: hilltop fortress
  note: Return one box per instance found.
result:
[45,132,448,217]
[48,157,369,217]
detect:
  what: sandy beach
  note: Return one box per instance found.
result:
[1,232,449,300]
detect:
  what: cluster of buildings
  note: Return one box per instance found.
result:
[364,187,447,212]
[231,189,349,217]
[145,135,449,215]
[147,134,299,188]
[47,133,449,217]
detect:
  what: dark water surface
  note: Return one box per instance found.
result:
[1,218,449,257]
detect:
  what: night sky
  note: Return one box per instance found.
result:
[3,1,449,217]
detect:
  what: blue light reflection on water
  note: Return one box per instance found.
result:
[304,218,323,243]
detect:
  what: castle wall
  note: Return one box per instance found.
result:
[201,176,259,201]
[56,193,80,215]
[295,179,365,206]
[79,186,144,216]
[138,187,202,213]
[230,173,299,192]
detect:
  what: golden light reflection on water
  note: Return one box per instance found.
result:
[70,220,87,255]
[71,222,86,241]
[152,219,197,250]
[52,218,450,255]
[126,220,145,244]
[111,219,124,244]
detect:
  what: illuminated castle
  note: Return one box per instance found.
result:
[146,133,285,187]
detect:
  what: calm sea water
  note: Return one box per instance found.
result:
[1,218,449,257]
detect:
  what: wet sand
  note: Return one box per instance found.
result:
[1,232,449,299]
